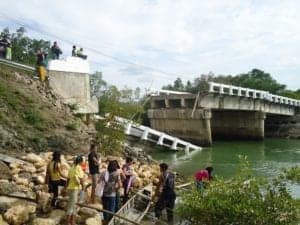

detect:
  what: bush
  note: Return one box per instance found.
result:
[284,166,300,183]
[31,136,48,152]
[177,156,298,225]
[65,122,78,131]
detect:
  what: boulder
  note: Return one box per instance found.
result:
[36,191,51,213]
[78,207,98,220]
[22,153,44,164]
[85,216,102,225]
[4,204,36,225]
[0,215,9,225]
[32,218,55,225]
[49,209,65,225]
[0,196,20,213]
[0,161,11,180]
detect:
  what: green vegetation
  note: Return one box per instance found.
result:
[90,71,145,155]
[177,156,299,225]
[163,69,300,99]
[284,167,300,183]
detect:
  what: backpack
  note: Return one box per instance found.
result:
[102,171,117,196]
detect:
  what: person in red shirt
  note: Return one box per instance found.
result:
[194,166,213,190]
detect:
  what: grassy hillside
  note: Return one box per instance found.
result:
[0,64,92,153]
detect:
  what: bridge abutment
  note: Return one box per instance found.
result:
[148,108,212,146]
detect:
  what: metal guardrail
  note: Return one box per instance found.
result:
[208,82,300,107]
[0,58,35,72]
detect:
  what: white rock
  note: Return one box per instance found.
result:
[79,207,98,220]
[49,209,65,225]
[32,218,56,225]
[85,216,102,225]
[4,204,36,225]
[22,153,44,164]
[0,215,9,225]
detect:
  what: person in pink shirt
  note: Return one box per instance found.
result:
[194,166,213,190]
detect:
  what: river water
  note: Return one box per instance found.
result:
[146,138,300,198]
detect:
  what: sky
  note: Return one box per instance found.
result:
[0,0,300,91]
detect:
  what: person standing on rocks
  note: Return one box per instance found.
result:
[100,160,122,224]
[66,155,85,225]
[121,157,135,204]
[88,143,100,204]
[45,151,67,207]
[154,163,176,224]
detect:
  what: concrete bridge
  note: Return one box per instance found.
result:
[114,116,202,152]
[148,82,300,146]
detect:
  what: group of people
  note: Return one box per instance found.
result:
[72,45,88,59]
[36,41,88,82]
[45,143,212,225]
[0,36,12,60]
[45,144,137,225]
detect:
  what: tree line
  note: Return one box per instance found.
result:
[163,69,300,99]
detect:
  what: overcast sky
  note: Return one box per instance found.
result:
[0,0,300,91]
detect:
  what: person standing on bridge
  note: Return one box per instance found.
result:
[155,163,176,224]
[51,41,62,59]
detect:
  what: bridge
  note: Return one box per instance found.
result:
[114,116,202,152]
[148,82,300,146]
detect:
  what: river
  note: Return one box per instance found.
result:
[146,138,300,198]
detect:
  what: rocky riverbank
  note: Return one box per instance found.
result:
[0,151,162,225]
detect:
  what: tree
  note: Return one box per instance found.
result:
[231,69,286,94]
[90,71,107,97]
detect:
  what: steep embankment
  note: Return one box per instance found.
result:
[0,64,93,153]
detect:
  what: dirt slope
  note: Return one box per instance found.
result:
[0,64,93,154]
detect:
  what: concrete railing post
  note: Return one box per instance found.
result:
[245,89,249,97]
[125,123,132,135]
[184,144,190,154]
[141,128,149,140]
[157,134,165,145]
[229,86,233,95]
[220,85,224,94]
[208,82,214,92]
[237,88,242,96]
[171,138,178,150]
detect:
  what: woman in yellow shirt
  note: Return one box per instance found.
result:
[45,151,67,207]
[66,155,85,225]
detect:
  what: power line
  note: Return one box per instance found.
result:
[0,13,188,80]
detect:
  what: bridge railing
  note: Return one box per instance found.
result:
[208,82,300,107]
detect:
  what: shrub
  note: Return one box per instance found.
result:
[284,166,300,183]
[31,136,48,152]
[177,156,298,225]
[65,122,78,131]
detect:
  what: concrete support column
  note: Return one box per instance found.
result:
[148,108,213,146]
[165,98,170,108]
[180,98,186,108]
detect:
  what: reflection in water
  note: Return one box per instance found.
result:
[145,138,300,197]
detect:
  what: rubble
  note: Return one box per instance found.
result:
[0,151,161,224]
